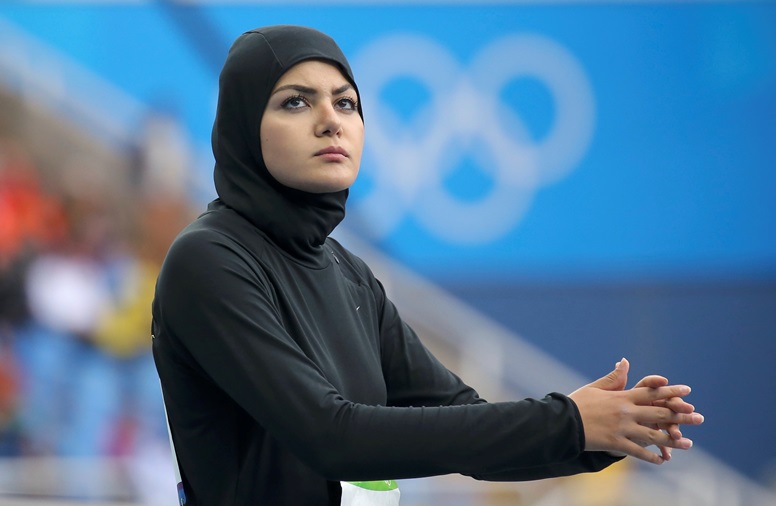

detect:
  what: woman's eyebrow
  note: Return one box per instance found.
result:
[332,83,353,95]
[271,83,353,96]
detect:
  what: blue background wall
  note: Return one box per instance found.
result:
[2,0,774,486]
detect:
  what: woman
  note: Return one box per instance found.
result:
[152,25,702,505]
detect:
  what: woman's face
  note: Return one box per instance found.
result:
[260,60,364,193]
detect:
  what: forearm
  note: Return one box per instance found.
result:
[304,393,588,481]
[470,451,624,482]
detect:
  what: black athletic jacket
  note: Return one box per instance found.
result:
[151,25,619,506]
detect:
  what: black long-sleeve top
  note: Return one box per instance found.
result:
[152,201,619,505]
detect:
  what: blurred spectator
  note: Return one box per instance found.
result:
[0,136,67,455]
[0,93,194,502]
[0,137,67,331]
[17,163,116,457]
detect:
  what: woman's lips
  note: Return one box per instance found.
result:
[315,146,349,162]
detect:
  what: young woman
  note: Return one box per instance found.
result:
[152,25,703,505]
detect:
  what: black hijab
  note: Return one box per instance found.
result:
[212,25,362,266]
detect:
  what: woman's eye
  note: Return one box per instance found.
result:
[282,96,308,110]
[336,97,358,112]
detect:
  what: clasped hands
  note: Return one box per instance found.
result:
[568,357,704,465]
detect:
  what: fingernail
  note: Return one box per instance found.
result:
[693,413,705,424]
[679,385,691,395]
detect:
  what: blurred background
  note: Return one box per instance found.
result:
[0,1,774,505]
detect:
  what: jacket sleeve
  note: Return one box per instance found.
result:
[370,266,622,479]
[375,280,484,408]
[156,228,617,482]
[467,397,623,481]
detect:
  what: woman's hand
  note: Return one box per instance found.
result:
[568,358,704,465]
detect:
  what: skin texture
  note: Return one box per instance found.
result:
[260,60,364,194]
[568,358,704,465]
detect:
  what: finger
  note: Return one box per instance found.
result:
[645,423,682,439]
[664,423,683,440]
[640,423,679,449]
[648,421,682,439]
[628,425,694,450]
[634,406,705,427]
[633,375,668,389]
[587,358,629,391]
[663,396,695,414]
[617,439,666,465]
[631,384,691,404]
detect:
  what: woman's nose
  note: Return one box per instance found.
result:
[315,104,342,137]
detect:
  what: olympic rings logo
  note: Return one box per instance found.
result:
[350,33,595,244]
